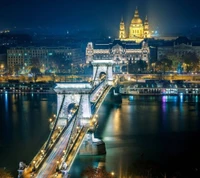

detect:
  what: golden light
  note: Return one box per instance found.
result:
[111,171,115,176]
[41,150,45,155]
[93,118,96,122]
[49,118,52,122]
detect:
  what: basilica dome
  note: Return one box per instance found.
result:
[131,17,143,24]
[131,8,143,24]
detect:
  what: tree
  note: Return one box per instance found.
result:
[48,53,72,73]
[128,62,137,74]
[30,57,40,68]
[51,74,56,82]
[155,57,172,74]
[82,166,115,178]
[0,168,13,178]
[20,75,26,82]
[167,52,182,71]
[30,67,40,82]
[128,60,147,74]
[30,67,40,74]
[182,52,199,72]
[136,59,148,72]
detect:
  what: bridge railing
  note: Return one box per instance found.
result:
[44,94,66,151]
[23,78,115,177]
[22,126,65,176]
[57,85,112,175]
[93,85,113,116]
[22,110,79,177]
[58,126,89,176]
[58,125,84,168]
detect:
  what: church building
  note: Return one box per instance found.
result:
[119,7,151,43]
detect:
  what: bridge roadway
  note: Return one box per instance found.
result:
[22,126,65,177]
[22,81,113,178]
[35,121,74,178]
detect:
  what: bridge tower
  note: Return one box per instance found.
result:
[92,58,113,85]
[54,82,106,156]
[54,83,92,126]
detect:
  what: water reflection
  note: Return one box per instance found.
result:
[4,93,8,112]
[71,95,200,177]
[0,94,56,177]
[0,94,200,177]
[113,109,121,134]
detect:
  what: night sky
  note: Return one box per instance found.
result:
[0,0,200,35]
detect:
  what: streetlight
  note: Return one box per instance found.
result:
[40,150,45,158]
[111,171,115,176]
[1,64,4,70]
[32,161,36,172]
[58,126,61,133]
[56,161,59,172]
[76,126,80,133]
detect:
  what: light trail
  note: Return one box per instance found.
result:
[35,121,74,178]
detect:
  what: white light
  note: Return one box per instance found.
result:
[56,83,92,89]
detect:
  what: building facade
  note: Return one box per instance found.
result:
[86,40,150,73]
[119,7,151,43]
[7,46,84,70]
[157,37,200,60]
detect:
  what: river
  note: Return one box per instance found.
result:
[0,93,200,177]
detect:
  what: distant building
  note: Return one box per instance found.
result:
[119,7,151,43]
[0,33,32,46]
[157,36,200,60]
[86,39,150,73]
[7,46,84,70]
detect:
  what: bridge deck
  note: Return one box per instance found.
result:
[35,122,73,178]
[22,80,114,177]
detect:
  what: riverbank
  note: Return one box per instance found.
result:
[0,82,55,93]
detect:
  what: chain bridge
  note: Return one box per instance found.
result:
[18,57,119,178]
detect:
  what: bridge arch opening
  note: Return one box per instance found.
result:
[67,103,78,118]
[99,72,106,80]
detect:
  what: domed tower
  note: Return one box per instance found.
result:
[129,7,144,38]
[119,17,126,39]
[144,16,150,38]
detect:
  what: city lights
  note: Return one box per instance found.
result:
[1,1,200,178]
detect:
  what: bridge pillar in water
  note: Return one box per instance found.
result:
[79,132,106,155]
[54,83,92,126]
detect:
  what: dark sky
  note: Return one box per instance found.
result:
[0,0,200,35]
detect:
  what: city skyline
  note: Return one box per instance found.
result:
[0,0,200,35]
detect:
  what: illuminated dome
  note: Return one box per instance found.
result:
[131,18,143,24]
[131,8,143,24]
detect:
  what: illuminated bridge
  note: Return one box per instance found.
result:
[18,55,119,178]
